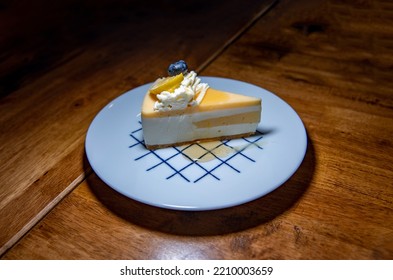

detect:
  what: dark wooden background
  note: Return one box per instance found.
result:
[1,0,392,259]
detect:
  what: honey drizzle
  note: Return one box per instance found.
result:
[180,140,263,163]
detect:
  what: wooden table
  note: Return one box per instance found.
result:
[1,0,392,259]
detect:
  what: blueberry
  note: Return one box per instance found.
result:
[168,60,188,76]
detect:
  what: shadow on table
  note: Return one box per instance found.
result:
[86,136,316,236]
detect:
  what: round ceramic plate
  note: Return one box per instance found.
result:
[85,77,307,211]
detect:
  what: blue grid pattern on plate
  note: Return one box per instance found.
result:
[129,121,263,183]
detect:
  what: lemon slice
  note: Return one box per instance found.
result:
[148,73,184,94]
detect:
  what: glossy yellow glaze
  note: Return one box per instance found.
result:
[141,88,261,118]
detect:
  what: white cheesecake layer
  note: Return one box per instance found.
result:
[142,105,260,147]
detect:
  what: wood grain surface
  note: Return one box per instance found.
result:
[0,0,277,255]
[1,0,393,259]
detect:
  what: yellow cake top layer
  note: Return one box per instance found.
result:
[142,88,261,118]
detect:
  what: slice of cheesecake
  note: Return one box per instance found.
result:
[141,87,261,149]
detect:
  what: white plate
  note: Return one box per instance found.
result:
[85,77,307,211]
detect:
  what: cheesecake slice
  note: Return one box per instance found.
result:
[141,61,261,149]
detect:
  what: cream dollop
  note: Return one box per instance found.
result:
[154,71,209,111]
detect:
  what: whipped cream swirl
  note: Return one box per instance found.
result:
[154,71,209,111]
